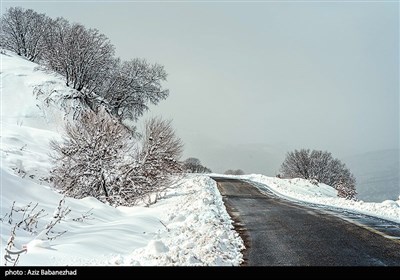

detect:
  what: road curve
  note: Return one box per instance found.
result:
[213,177,400,266]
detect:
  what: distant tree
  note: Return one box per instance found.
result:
[224,169,245,175]
[183,158,212,173]
[281,149,311,179]
[280,149,357,200]
[183,158,201,172]
[235,169,245,175]
[50,107,137,206]
[1,7,48,61]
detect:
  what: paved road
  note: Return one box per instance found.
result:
[213,177,400,266]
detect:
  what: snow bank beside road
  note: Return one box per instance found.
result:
[1,169,243,266]
[120,175,244,266]
[242,174,400,223]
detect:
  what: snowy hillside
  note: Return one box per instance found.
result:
[1,52,73,131]
[0,52,243,266]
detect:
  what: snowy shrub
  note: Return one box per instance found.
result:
[280,149,357,200]
[120,117,184,205]
[140,117,183,175]
[335,181,357,200]
[51,111,183,206]
[4,225,25,266]
[3,202,46,233]
[50,108,138,206]
[2,198,71,266]
[183,157,212,173]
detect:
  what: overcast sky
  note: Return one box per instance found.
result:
[2,1,399,174]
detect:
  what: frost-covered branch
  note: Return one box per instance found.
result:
[3,225,27,266]
[72,208,94,222]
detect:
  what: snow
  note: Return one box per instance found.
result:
[1,169,243,266]
[1,52,70,131]
[117,175,244,266]
[217,173,400,223]
[0,52,244,266]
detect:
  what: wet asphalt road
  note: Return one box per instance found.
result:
[213,177,400,266]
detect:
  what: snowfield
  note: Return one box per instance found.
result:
[1,52,399,266]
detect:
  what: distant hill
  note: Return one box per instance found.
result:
[343,149,399,202]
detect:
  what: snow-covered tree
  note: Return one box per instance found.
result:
[3,7,170,123]
[42,18,115,110]
[334,166,357,200]
[121,117,183,202]
[183,158,212,173]
[280,149,357,200]
[51,114,184,206]
[41,17,71,74]
[140,117,184,174]
[50,108,137,206]
[1,7,48,61]
[100,59,169,122]
[42,17,169,122]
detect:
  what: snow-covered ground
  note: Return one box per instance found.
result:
[214,173,400,223]
[0,52,243,266]
[1,168,243,266]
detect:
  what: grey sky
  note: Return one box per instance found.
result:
[2,1,399,174]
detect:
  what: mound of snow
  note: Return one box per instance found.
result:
[147,240,169,255]
[381,200,399,208]
[238,174,400,223]
[0,170,243,266]
[118,176,244,266]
